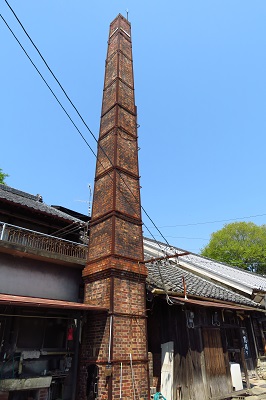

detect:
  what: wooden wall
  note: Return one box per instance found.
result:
[147,298,240,400]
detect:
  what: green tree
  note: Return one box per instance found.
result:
[0,168,9,184]
[201,221,266,274]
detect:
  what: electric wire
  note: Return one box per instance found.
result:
[157,213,266,228]
[3,0,99,145]
[145,235,208,240]
[1,7,171,252]
[0,14,97,160]
[51,222,80,237]
[55,225,85,238]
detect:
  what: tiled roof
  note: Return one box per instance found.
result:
[0,184,82,223]
[183,253,266,291]
[146,259,259,307]
[144,238,263,308]
[144,237,266,292]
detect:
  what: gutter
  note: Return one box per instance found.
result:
[150,288,263,311]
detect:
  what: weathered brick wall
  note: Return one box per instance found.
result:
[80,312,110,361]
[113,275,146,314]
[99,108,116,138]
[96,132,115,173]
[83,258,147,277]
[118,81,135,112]
[84,276,111,308]
[80,13,149,400]
[78,276,149,399]
[77,310,109,399]
[105,53,118,87]
[119,52,133,84]
[116,173,141,218]
[78,317,148,399]
[86,219,113,261]
[111,362,149,399]
[102,83,117,115]
[115,219,143,258]
[107,32,118,58]
[117,130,138,175]
[112,316,147,359]
[0,392,9,400]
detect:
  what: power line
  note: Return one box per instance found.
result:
[1,8,171,251]
[145,235,208,240]
[0,14,97,159]
[155,213,266,228]
[3,0,99,143]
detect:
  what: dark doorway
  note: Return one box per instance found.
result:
[8,390,37,400]
[87,364,99,400]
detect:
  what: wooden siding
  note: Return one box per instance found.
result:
[202,328,232,398]
[147,298,237,400]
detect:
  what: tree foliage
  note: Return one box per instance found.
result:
[201,221,266,274]
[0,168,8,185]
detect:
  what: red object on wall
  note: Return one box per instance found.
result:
[67,326,74,341]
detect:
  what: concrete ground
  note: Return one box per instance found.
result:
[231,378,266,399]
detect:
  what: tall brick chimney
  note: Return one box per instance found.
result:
[79,14,149,400]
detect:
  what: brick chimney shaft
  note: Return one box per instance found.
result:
[79,14,150,400]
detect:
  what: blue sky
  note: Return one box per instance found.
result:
[1,1,266,254]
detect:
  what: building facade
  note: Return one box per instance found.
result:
[0,184,106,400]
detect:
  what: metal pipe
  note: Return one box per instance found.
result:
[0,223,6,240]
[108,276,114,400]
[71,314,81,400]
[182,276,188,300]
[119,362,122,399]
[129,353,136,400]
[144,283,151,400]
[144,251,190,264]
[108,315,113,364]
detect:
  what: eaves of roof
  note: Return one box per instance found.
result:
[151,289,263,312]
[168,295,264,312]
[0,293,108,312]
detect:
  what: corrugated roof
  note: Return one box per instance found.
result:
[0,185,82,223]
[0,293,108,311]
